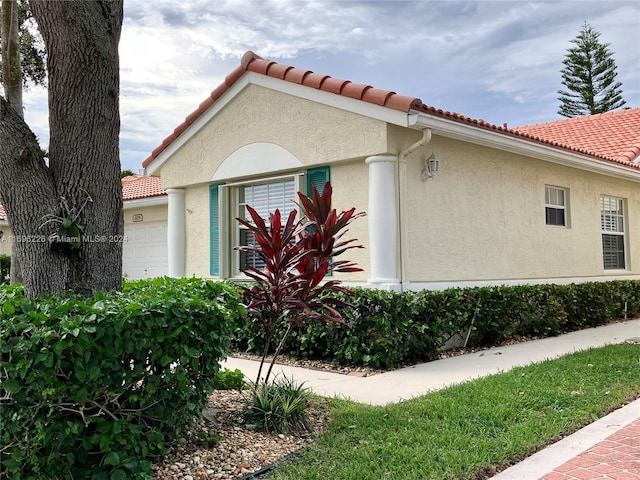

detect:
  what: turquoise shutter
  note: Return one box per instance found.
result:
[306,166,330,197]
[209,185,220,276]
[305,166,332,276]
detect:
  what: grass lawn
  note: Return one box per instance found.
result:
[268,344,640,480]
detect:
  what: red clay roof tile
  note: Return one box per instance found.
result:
[121,175,166,201]
[141,51,640,171]
[514,108,640,164]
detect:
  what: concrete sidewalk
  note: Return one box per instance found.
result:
[224,318,640,405]
[223,318,640,479]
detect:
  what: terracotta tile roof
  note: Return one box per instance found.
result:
[0,177,166,223]
[513,108,640,164]
[142,51,640,171]
[121,175,166,200]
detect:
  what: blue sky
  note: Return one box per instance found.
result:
[20,0,640,172]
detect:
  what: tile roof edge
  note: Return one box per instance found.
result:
[142,51,423,168]
[141,51,640,173]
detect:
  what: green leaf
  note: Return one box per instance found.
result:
[110,469,127,480]
[2,302,15,314]
[104,451,120,466]
[2,379,21,393]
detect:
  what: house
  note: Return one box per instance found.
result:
[0,175,168,279]
[139,51,639,291]
[120,175,168,279]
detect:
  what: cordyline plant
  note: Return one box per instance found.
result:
[235,182,365,386]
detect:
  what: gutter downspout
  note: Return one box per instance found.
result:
[397,128,432,291]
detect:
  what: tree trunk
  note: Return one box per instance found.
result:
[0,1,123,297]
[1,0,25,284]
[1,0,23,115]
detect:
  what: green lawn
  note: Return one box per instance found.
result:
[268,344,640,480]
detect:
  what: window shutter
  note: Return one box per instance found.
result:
[210,184,220,276]
[306,166,332,275]
[306,166,330,197]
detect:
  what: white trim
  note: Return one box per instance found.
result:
[219,172,304,188]
[413,113,640,183]
[340,275,640,292]
[123,195,168,209]
[212,142,303,181]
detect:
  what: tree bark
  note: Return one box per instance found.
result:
[1,0,23,115]
[1,0,25,284]
[0,1,123,297]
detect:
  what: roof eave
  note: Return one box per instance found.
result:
[144,71,411,176]
[413,112,640,183]
[123,194,168,210]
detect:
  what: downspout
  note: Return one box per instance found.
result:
[397,128,432,291]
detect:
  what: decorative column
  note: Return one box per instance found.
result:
[166,188,186,277]
[365,154,400,289]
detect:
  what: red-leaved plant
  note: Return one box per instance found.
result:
[235,182,365,386]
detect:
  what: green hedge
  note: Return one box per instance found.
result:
[0,254,9,284]
[0,277,244,479]
[230,280,640,369]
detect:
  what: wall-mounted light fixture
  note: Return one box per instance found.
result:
[421,152,439,181]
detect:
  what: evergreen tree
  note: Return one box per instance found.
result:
[557,22,626,118]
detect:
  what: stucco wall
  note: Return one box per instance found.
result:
[184,184,211,278]
[159,85,389,188]
[404,136,640,283]
[155,83,639,285]
[123,203,167,225]
[0,225,11,256]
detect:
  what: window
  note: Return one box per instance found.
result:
[209,167,330,277]
[545,186,567,226]
[600,195,626,270]
[238,178,297,271]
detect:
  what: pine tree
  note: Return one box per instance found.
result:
[557,22,626,118]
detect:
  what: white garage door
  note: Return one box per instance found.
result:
[123,221,168,279]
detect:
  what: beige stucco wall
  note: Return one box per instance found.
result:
[159,85,390,188]
[0,225,11,256]
[184,184,211,278]
[404,136,640,283]
[123,203,167,225]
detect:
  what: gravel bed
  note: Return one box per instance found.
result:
[151,335,556,479]
[152,389,329,480]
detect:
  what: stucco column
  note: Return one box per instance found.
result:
[166,188,186,277]
[365,154,400,289]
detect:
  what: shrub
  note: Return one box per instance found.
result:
[213,368,246,391]
[230,280,640,369]
[0,254,9,284]
[245,374,312,434]
[236,181,364,386]
[0,277,243,479]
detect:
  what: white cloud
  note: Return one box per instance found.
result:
[10,0,640,170]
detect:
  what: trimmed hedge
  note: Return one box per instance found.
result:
[230,280,640,369]
[0,277,244,479]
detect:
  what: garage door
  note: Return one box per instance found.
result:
[123,221,168,279]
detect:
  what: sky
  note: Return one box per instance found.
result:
[19,0,640,173]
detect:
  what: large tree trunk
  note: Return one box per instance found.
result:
[0,1,123,297]
[1,0,23,115]
[1,0,24,284]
